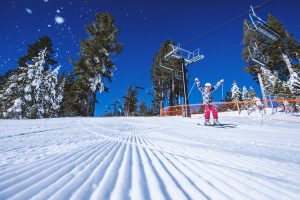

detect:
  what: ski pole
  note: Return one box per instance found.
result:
[188,82,196,98]
[222,82,224,100]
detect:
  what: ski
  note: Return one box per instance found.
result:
[197,123,237,128]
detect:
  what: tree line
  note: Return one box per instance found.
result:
[0,12,123,119]
[243,14,300,101]
[1,12,299,119]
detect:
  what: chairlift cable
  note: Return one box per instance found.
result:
[106,0,276,114]
[183,0,274,47]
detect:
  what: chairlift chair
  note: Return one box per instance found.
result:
[186,49,204,65]
[174,70,183,80]
[247,6,280,42]
[247,42,269,66]
[165,44,204,66]
[175,75,183,81]
[159,59,173,71]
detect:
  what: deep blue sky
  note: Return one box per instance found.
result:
[1,0,300,116]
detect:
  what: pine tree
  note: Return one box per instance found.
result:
[231,81,241,102]
[0,48,63,119]
[221,91,233,112]
[123,84,138,116]
[267,15,300,78]
[129,90,138,116]
[224,91,232,102]
[0,74,22,119]
[18,36,57,70]
[260,67,277,96]
[243,14,300,85]
[151,68,165,115]
[249,87,257,99]
[0,71,15,118]
[0,70,16,90]
[24,48,46,118]
[123,84,131,116]
[231,81,241,113]
[242,86,251,114]
[42,67,65,117]
[242,86,250,101]
[139,100,148,116]
[151,40,184,115]
[82,12,122,116]
[283,82,293,99]
[62,12,123,117]
[127,85,138,116]
[55,75,65,116]
[60,79,84,117]
[273,78,284,99]
[60,58,90,117]
[288,72,300,98]
[151,40,172,113]
[1,37,59,118]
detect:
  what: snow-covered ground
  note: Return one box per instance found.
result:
[0,111,300,200]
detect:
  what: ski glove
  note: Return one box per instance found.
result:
[219,79,224,83]
[195,78,199,83]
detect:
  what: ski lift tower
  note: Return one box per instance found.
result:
[164,43,204,117]
[111,99,121,116]
[244,6,280,106]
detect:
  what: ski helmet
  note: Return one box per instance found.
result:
[205,83,211,87]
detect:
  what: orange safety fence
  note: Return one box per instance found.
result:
[160,99,300,117]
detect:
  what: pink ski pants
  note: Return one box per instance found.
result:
[204,105,218,120]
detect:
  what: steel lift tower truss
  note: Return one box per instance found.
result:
[163,44,204,117]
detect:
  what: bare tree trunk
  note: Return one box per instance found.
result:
[168,78,175,107]
[88,94,96,117]
[258,72,268,108]
[81,96,88,117]
[236,103,240,114]
[171,77,175,106]
[296,52,300,65]
[282,53,294,75]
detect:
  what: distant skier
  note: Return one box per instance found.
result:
[195,78,224,126]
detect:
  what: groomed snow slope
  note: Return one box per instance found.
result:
[0,113,300,200]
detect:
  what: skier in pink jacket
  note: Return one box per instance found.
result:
[195,78,224,126]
